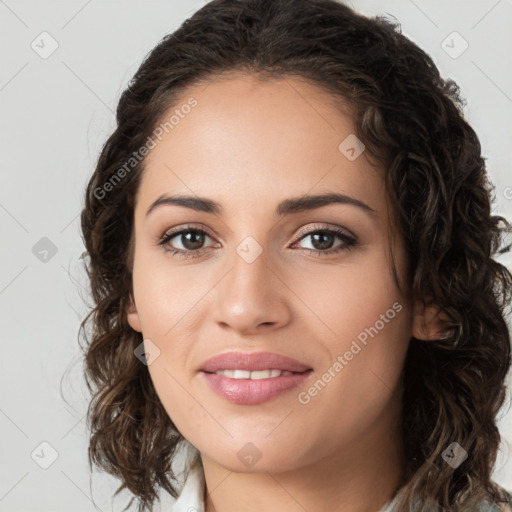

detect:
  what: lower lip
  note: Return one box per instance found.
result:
[201,370,313,405]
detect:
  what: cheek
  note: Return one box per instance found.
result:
[286,245,409,347]
[288,249,412,420]
[131,246,208,339]
[292,305,410,463]
[131,250,213,427]
[146,361,199,440]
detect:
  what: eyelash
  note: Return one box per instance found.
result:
[156,223,357,260]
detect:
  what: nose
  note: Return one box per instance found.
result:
[211,243,292,336]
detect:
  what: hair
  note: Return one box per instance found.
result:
[79,0,512,510]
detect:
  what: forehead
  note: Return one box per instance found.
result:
[136,73,386,218]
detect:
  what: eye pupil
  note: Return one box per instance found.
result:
[311,232,334,250]
[182,231,204,250]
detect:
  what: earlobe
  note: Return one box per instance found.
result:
[126,293,142,333]
[411,297,453,340]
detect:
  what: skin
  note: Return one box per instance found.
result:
[126,72,449,512]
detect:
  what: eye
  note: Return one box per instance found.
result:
[156,223,358,259]
[292,224,357,256]
[157,225,217,259]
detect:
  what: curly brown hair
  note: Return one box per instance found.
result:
[78,0,512,510]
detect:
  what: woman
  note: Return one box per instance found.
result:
[79,0,512,510]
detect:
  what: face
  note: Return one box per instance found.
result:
[126,73,436,474]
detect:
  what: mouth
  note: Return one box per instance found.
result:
[199,351,313,405]
[200,368,313,405]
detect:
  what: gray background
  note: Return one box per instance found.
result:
[1,0,512,510]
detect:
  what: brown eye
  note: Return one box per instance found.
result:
[158,226,216,259]
[306,231,336,250]
[294,226,357,255]
[173,230,207,250]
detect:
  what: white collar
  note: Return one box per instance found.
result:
[170,441,205,512]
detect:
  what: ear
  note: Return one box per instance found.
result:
[126,292,142,333]
[412,297,453,340]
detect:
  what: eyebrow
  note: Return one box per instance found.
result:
[145,192,377,218]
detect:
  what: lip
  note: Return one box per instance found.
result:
[199,351,313,405]
[199,351,312,373]
[201,370,313,405]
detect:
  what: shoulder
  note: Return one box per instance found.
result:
[482,484,512,512]
[495,489,512,511]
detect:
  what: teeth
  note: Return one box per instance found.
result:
[214,369,294,379]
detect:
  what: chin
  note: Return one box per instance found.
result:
[199,439,306,474]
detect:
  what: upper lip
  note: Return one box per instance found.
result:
[200,351,313,373]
